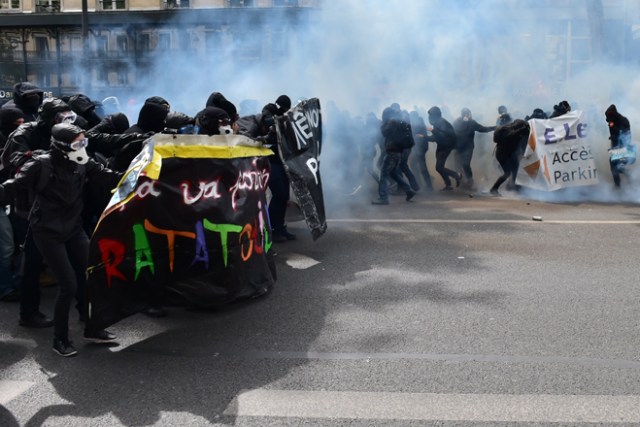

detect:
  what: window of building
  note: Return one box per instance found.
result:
[95,35,108,58]
[272,0,297,6]
[228,0,254,7]
[35,36,50,60]
[137,33,151,56]
[117,70,128,85]
[101,0,126,10]
[0,0,21,11]
[158,33,171,51]
[116,35,128,56]
[35,0,60,12]
[166,0,189,8]
[205,31,224,55]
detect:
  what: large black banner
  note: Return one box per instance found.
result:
[86,135,276,331]
[275,98,327,240]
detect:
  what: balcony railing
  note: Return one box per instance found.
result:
[100,0,126,10]
[35,0,60,12]
[165,0,189,9]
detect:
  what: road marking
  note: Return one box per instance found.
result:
[285,253,320,269]
[224,389,640,423]
[328,219,640,224]
[0,381,34,404]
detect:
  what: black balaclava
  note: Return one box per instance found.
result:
[0,108,25,136]
[13,82,44,113]
[427,106,442,126]
[136,102,169,133]
[205,92,238,123]
[275,95,291,115]
[195,107,231,136]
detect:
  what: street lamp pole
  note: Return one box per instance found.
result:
[81,0,90,92]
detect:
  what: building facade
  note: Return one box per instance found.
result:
[0,0,318,103]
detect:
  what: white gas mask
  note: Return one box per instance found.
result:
[219,124,233,135]
[67,137,89,165]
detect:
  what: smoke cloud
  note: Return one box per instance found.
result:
[106,1,640,205]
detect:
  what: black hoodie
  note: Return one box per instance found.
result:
[605,104,631,149]
[1,82,44,122]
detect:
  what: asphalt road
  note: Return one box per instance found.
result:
[2,185,640,426]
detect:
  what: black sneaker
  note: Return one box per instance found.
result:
[20,313,54,328]
[0,289,19,302]
[53,339,78,357]
[406,190,416,201]
[84,329,117,343]
[272,229,296,242]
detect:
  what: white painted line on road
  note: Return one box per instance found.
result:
[0,381,34,404]
[328,219,640,224]
[284,253,320,269]
[224,389,640,423]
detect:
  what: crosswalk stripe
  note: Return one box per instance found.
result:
[224,389,640,423]
[0,381,34,405]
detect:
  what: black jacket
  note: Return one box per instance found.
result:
[1,82,43,122]
[605,104,631,149]
[0,150,120,238]
[425,117,456,151]
[381,118,413,152]
[453,118,496,151]
[493,119,530,160]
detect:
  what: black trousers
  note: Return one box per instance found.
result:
[33,229,89,342]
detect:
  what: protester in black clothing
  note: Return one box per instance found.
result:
[496,105,513,126]
[372,104,416,204]
[425,106,461,191]
[490,119,530,196]
[67,94,104,128]
[0,123,121,356]
[525,108,547,121]
[275,95,292,116]
[408,109,433,191]
[205,92,239,133]
[1,99,80,328]
[0,108,24,303]
[124,102,169,135]
[453,108,496,190]
[0,108,25,150]
[549,100,571,118]
[605,104,632,188]
[1,82,44,122]
[237,103,297,241]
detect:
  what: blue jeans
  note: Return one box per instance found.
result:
[0,209,15,298]
[378,151,411,201]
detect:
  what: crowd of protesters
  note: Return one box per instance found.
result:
[0,81,295,357]
[323,99,632,204]
[0,80,634,356]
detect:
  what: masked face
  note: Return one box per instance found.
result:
[67,136,89,165]
[22,94,41,111]
[218,117,232,135]
[55,111,78,125]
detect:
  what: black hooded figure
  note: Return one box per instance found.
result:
[490,119,530,196]
[237,103,296,242]
[0,123,121,356]
[425,106,461,191]
[0,108,25,149]
[205,92,239,123]
[1,82,44,122]
[550,100,571,118]
[124,102,169,134]
[496,105,513,126]
[605,104,632,187]
[409,110,433,191]
[452,107,496,190]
